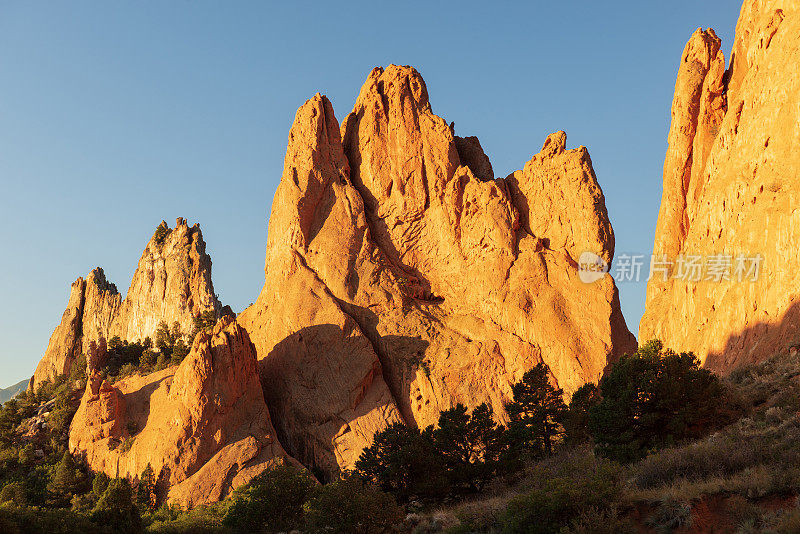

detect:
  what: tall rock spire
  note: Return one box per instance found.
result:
[240,65,635,478]
[31,218,220,389]
[641,1,800,370]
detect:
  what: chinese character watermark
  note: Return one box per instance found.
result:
[578,251,764,284]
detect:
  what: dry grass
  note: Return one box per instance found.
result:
[627,352,800,506]
[409,353,800,533]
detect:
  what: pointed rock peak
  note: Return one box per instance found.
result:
[540,131,567,157]
[33,216,221,389]
[153,217,204,240]
[271,91,351,254]
[355,64,431,112]
[641,2,800,369]
[31,276,87,388]
[285,92,348,179]
[171,316,259,416]
[86,267,119,294]
[684,27,723,68]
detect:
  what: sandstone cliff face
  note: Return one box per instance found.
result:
[111,218,219,344]
[31,278,90,390]
[32,218,220,389]
[240,65,635,477]
[641,1,800,370]
[69,317,293,508]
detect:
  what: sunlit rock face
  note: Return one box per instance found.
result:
[31,218,220,389]
[239,65,634,478]
[69,316,294,508]
[641,1,800,371]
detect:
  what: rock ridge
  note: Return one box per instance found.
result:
[69,316,294,508]
[32,218,221,389]
[239,64,636,478]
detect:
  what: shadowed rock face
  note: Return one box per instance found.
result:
[239,65,635,478]
[31,218,220,389]
[641,1,800,371]
[69,316,294,508]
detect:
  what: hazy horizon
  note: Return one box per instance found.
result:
[0,1,740,385]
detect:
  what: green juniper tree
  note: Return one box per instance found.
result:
[356,422,447,500]
[136,464,155,511]
[432,403,505,491]
[565,382,601,445]
[91,478,141,534]
[505,363,569,456]
[589,340,727,462]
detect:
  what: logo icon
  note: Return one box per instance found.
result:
[578,251,608,284]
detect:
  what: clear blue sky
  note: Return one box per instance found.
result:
[0,1,740,386]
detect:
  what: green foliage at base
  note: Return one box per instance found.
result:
[499,453,625,534]
[4,338,796,533]
[303,475,402,534]
[588,340,728,462]
[223,464,315,532]
[90,478,141,533]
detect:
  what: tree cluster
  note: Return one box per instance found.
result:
[357,363,571,501]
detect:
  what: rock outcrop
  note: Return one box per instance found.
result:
[32,278,89,390]
[69,316,293,507]
[240,65,635,477]
[641,1,800,370]
[32,218,220,389]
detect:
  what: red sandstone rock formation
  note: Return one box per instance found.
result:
[31,218,220,389]
[641,0,800,371]
[69,317,293,507]
[239,65,635,477]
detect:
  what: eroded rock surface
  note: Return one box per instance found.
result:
[641,1,800,371]
[32,218,220,389]
[240,65,635,477]
[69,317,293,507]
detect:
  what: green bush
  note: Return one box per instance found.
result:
[589,340,727,463]
[565,383,599,445]
[356,422,448,500]
[0,483,27,506]
[48,452,85,499]
[222,464,316,532]
[645,499,692,533]
[146,503,227,534]
[90,478,141,534]
[193,311,217,335]
[499,451,624,534]
[170,340,190,366]
[0,504,95,534]
[139,350,157,370]
[302,475,401,534]
[432,403,505,492]
[18,444,35,466]
[92,473,110,497]
[49,405,75,435]
[70,492,97,514]
[136,464,155,511]
[153,223,170,245]
[560,506,636,534]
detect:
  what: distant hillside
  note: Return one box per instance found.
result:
[0,379,28,404]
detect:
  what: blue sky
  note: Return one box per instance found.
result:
[0,1,740,386]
